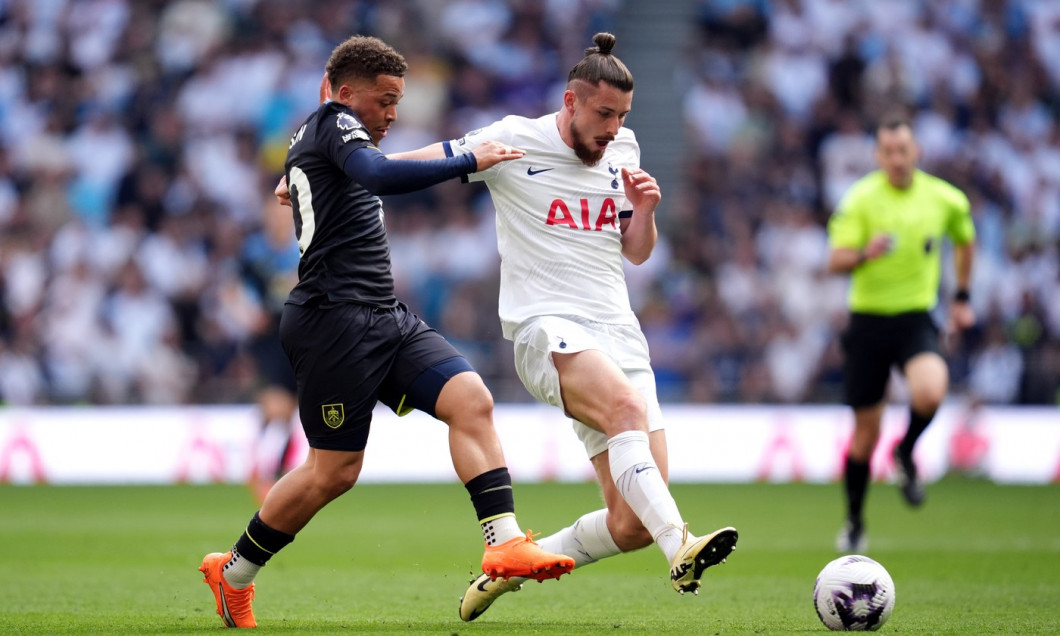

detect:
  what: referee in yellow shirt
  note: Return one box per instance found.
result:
[827,112,976,552]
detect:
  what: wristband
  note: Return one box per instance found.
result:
[855,250,866,266]
[954,289,970,302]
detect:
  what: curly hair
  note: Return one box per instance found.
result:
[567,32,633,93]
[326,35,408,88]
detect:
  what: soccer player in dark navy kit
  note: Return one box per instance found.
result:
[199,36,573,629]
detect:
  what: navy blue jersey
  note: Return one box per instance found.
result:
[284,101,396,307]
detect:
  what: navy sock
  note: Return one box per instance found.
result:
[464,467,515,521]
[233,511,295,566]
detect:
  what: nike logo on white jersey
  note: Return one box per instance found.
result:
[526,166,554,176]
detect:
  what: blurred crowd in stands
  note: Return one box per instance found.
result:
[0,0,1057,407]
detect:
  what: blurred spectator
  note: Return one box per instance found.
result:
[676,0,1060,406]
[0,0,1057,407]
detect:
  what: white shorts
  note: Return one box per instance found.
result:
[512,315,664,459]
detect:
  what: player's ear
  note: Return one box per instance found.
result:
[336,83,356,106]
[319,73,333,104]
[563,89,577,112]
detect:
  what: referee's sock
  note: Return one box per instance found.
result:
[898,408,935,456]
[844,456,870,526]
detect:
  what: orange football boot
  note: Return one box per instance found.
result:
[200,551,257,628]
[481,530,575,582]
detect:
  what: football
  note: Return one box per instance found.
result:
[813,555,895,631]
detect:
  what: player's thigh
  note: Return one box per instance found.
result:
[555,348,642,429]
[574,368,664,459]
[557,324,652,432]
[512,316,601,410]
[279,302,396,451]
[378,306,483,420]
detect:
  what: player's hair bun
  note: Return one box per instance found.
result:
[588,32,616,55]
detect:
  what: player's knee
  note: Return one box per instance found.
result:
[910,383,945,414]
[325,472,360,499]
[462,383,495,421]
[316,459,363,499]
[604,389,648,433]
[848,426,879,461]
[436,373,494,425]
[451,390,494,433]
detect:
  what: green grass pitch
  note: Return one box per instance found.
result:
[1,479,1058,635]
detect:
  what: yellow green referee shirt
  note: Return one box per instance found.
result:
[828,169,975,315]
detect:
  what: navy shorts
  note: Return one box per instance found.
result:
[840,311,941,408]
[278,300,473,451]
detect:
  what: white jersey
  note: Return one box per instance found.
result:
[445,113,641,339]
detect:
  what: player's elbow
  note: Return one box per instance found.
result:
[621,237,656,265]
[826,252,848,273]
[623,248,652,265]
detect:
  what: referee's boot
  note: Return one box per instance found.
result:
[200,551,257,628]
[893,445,926,507]
[835,520,867,554]
[480,530,574,582]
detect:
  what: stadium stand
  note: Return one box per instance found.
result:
[0,0,1056,407]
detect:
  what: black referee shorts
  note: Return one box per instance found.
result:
[840,311,941,408]
[278,300,473,451]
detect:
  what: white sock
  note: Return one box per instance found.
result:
[506,508,622,586]
[223,550,261,589]
[538,508,622,567]
[482,513,523,545]
[608,430,686,562]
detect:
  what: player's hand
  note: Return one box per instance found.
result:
[319,72,332,104]
[470,141,524,171]
[621,167,661,211]
[275,175,291,207]
[941,299,975,352]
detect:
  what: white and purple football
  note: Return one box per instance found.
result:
[813,555,895,631]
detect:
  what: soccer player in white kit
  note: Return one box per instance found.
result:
[395,32,738,620]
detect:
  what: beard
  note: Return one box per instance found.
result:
[569,119,609,166]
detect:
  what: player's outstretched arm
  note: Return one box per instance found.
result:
[388,143,446,161]
[389,141,523,173]
[343,142,519,196]
[619,167,659,265]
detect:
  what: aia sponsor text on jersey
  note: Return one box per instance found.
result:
[545,198,619,231]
